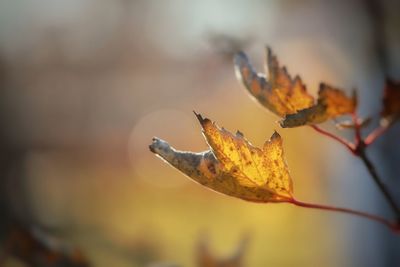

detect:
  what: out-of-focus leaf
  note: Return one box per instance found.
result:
[381,79,400,124]
[234,47,314,116]
[196,235,249,267]
[2,223,90,267]
[334,117,371,130]
[149,113,293,203]
[280,83,357,128]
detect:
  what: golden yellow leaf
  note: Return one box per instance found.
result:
[280,83,357,128]
[149,113,293,203]
[234,47,314,116]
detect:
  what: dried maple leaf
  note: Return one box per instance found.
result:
[235,48,357,128]
[381,79,400,124]
[280,83,357,128]
[149,113,293,203]
[234,47,314,116]
[3,223,90,267]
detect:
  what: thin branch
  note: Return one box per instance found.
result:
[310,125,355,153]
[357,150,400,221]
[310,119,400,220]
[348,111,400,220]
[288,198,399,232]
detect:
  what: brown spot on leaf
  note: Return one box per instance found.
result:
[207,162,217,175]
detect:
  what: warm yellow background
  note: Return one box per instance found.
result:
[1,1,392,266]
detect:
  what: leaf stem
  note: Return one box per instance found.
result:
[288,198,399,232]
[364,123,390,146]
[310,125,355,153]
[350,112,400,221]
[310,114,400,223]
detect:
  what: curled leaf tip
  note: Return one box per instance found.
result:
[149,137,169,154]
[149,137,158,153]
[271,131,281,140]
[194,111,207,125]
[193,110,201,118]
[233,51,249,69]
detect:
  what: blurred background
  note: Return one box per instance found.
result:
[0,0,399,266]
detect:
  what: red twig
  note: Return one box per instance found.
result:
[364,124,390,146]
[310,113,400,223]
[357,150,400,221]
[310,125,355,153]
[288,198,399,232]
[352,112,362,146]
[350,113,400,221]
